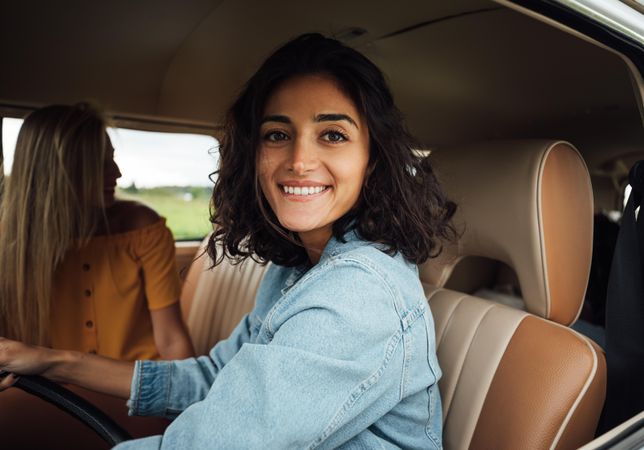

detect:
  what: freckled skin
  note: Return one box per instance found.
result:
[258,75,370,262]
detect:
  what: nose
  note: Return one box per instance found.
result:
[106,158,122,182]
[288,137,317,175]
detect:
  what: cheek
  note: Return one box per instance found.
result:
[257,151,276,191]
[334,156,369,196]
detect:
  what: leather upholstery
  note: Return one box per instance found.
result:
[421,140,593,326]
[425,285,605,450]
[180,240,269,356]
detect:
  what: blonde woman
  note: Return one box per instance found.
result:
[0,103,194,361]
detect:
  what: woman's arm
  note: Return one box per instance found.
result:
[0,337,134,398]
[150,303,195,359]
[120,202,196,359]
[115,262,411,449]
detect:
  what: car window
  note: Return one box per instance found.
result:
[1,117,22,172]
[2,118,218,240]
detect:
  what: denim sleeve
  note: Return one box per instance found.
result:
[126,313,254,418]
[116,260,407,449]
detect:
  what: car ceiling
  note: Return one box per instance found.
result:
[0,0,642,171]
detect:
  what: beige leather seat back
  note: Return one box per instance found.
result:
[181,140,605,449]
[180,243,269,355]
[425,140,593,325]
[421,140,605,449]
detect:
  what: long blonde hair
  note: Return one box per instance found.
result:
[0,103,107,345]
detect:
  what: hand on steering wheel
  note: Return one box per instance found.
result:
[0,337,134,445]
[0,337,54,384]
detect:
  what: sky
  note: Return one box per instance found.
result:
[2,118,219,188]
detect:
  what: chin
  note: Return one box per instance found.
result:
[278,216,323,234]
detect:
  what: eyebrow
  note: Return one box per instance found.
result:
[260,113,358,128]
[315,113,358,129]
[260,115,290,125]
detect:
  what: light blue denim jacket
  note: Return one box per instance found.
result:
[114,231,442,449]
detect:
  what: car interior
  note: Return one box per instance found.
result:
[0,0,643,448]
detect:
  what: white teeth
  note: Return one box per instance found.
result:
[281,185,327,196]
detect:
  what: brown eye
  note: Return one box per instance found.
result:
[264,131,289,142]
[322,130,348,143]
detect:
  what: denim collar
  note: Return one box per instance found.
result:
[318,228,363,263]
[282,228,363,292]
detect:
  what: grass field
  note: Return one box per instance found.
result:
[116,186,213,240]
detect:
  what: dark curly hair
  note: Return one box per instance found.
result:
[208,33,456,267]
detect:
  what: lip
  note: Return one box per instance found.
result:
[278,180,329,187]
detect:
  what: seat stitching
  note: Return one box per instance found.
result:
[441,301,496,427]
[430,289,469,349]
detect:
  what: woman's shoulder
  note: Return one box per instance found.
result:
[103,200,163,234]
[327,236,419,285]
[259,236,425,324]
[278,250,401,312]
[316,240,424,310]
[260,256,404,341]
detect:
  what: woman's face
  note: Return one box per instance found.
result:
[103,138,121,207]
[258,74,370,254]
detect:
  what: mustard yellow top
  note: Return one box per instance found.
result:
[50,219,181,360]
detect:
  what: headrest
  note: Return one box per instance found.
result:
[422,140,593,326]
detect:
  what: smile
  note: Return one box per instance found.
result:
[279,185,330,196]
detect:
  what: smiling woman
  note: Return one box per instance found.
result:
[258,75,370,263]
[0,33,456,449]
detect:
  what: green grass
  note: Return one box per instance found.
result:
[116,186,213,240]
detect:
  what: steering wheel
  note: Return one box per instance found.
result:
[8,374,132,446]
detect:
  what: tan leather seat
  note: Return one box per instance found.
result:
[180,242,269,356]
[181,140,605,449]
[421,140,605,449]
